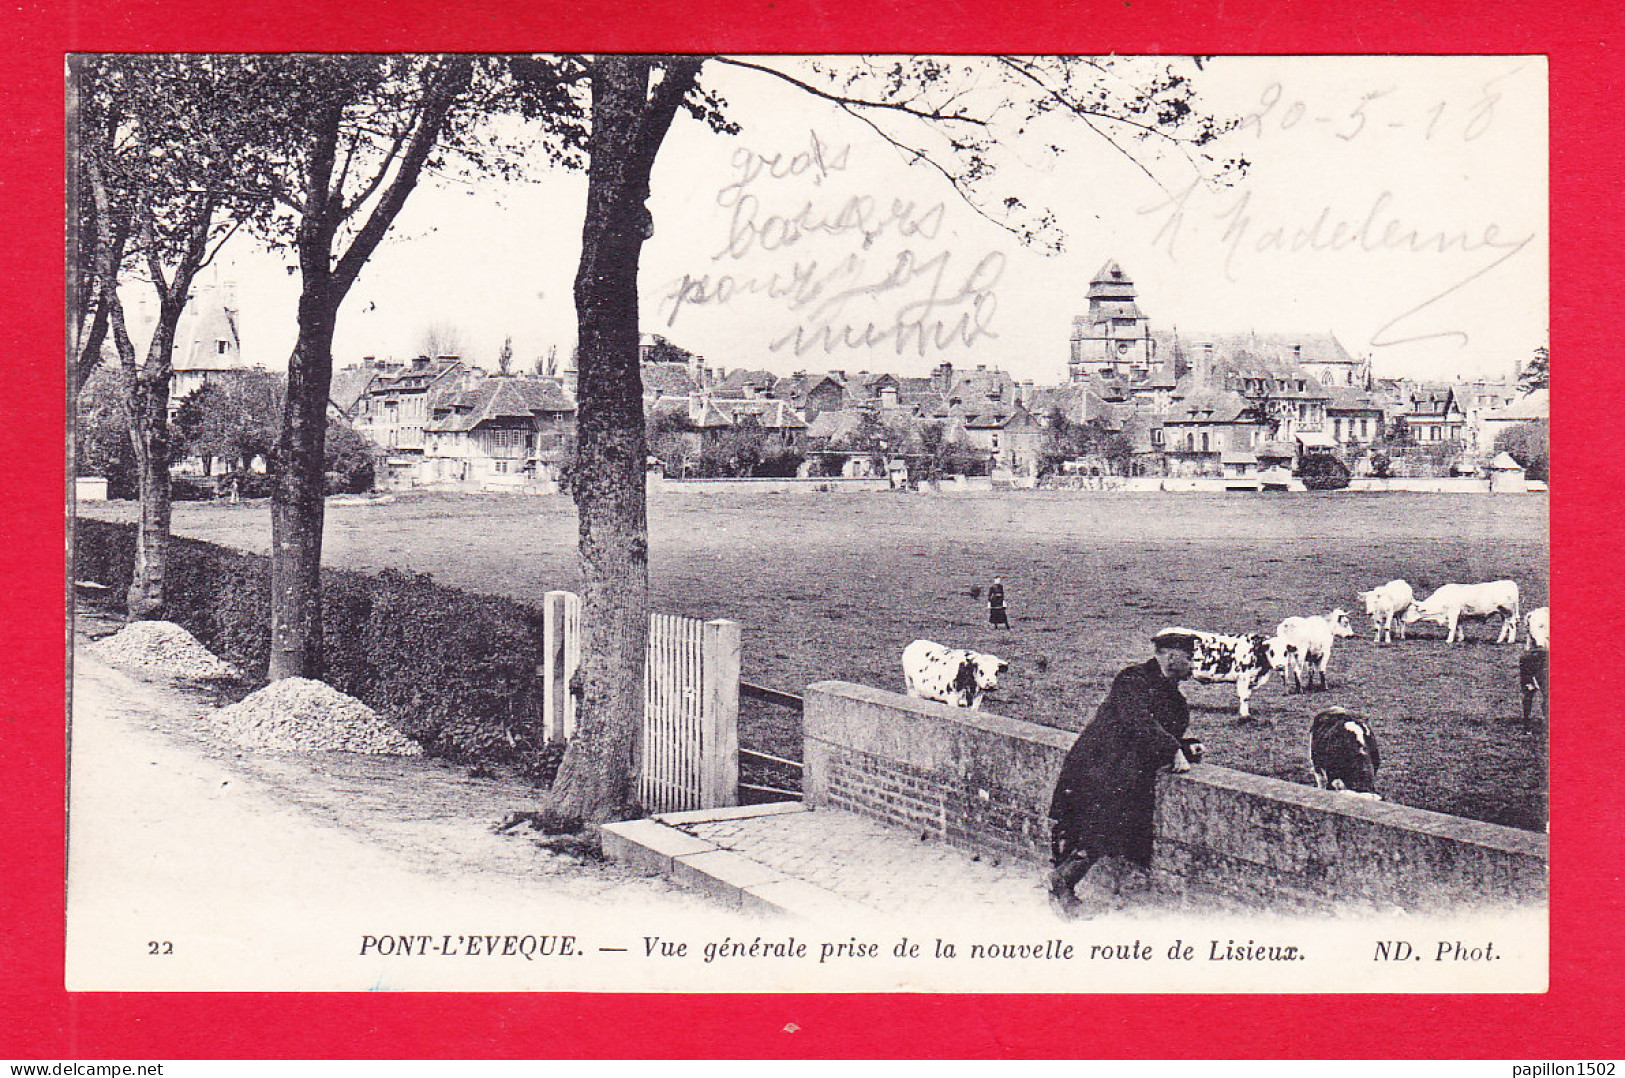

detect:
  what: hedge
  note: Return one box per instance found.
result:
[74,518,552,774]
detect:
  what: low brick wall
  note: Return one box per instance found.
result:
[802,681,1548,911]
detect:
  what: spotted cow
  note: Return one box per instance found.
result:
[1310,708,1382,799]
[902,640,1008,710]
[1157,626,1295,719]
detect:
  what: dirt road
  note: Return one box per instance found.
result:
[66,633,731,991]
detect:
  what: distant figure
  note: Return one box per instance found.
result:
[988,577,1010,629]
[1046,630,1205,920]
[1520,648,1548,726]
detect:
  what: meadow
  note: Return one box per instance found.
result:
[83,487,1549,829]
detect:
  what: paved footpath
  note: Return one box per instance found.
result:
[678,807,1056,922]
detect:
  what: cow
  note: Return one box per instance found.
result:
[1310,708,1381,799]
[1356,579,1415,644]
[1156,626,1295,719]
[902,639,1008,710]
[1275,609,1354,693]
[1401,580,1521,644]
[1525,606,1550,650]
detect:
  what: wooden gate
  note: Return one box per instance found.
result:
[540,591,739,813]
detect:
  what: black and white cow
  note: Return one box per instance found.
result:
[902,639,1008,710]
[1310,708,1381,798]
[1158,626,1295,719]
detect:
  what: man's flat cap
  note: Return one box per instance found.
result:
[1151,629,1200,653]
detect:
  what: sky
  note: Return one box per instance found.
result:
[133,54,1548,387]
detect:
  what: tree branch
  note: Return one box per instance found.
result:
[713,57,989,126]
[332,56,472,295]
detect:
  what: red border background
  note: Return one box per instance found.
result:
[5,0,1620,1059]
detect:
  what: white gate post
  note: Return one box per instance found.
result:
[701,618,741,808]
[542,590,571,743]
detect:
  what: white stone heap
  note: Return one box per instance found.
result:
[211,677,422,756]
[92,620,240,681]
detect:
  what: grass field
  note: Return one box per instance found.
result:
[81,487,1550,830]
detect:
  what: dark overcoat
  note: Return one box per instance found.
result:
[1048,658,1190,866]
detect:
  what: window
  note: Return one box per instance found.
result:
[1200,432,1209,453]
[1360,418,1369,439]
[990,433,1000,450]
[216,340,230,355]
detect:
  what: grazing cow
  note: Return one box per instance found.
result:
[902,639,1008,710]
[1519,649,1549,726]
[1525,606,1550,650]
[1156,626,1295,719]
[1402,580,1521,644]
[1275,609,1355,693]
[1357,579,1415,644]
[1310,708,1382,799]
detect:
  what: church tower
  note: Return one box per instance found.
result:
[1068,260,1154,383]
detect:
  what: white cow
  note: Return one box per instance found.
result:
[1159,626,1296,720]
[1525,606,1550,650]
[902,640,1008,709]
[1357,579,1415,644]
[1402,580,1521,644]
[1275,609,1355,692]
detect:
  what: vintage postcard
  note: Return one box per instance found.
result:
[66,52,1548,995]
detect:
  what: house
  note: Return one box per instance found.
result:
[772,371,850,419]
[1323,385,1386,448]
[708,397,808,451]
[952,403,1044,476]
[1399,384,1470,445]
[351,356,476,485]
[1457,379,1529,450]
[421,375,577,488]
[1159,387,1264,471]
[1477,388,1548,448]
[167,287,252,416]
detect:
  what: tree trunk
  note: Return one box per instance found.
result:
[269,282,339,680]
[125,334,175,622]
[532,56,701,832]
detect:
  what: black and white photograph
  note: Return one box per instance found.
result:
[66,52,1549,993]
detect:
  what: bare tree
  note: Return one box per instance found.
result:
[417,320,467,359]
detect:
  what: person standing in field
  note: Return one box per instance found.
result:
[1046,630,1204,919]
[988,577,1010,629]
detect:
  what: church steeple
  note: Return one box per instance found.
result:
[1069,259,1153,383]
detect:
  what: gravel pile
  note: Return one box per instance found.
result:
[210,677,423,756]
[92,620,240,680]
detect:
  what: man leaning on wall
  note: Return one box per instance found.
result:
[1046,630,1205,920]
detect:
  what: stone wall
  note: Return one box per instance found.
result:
[802,681,1547,911]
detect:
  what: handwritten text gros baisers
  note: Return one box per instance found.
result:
[658,130,1001,357]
